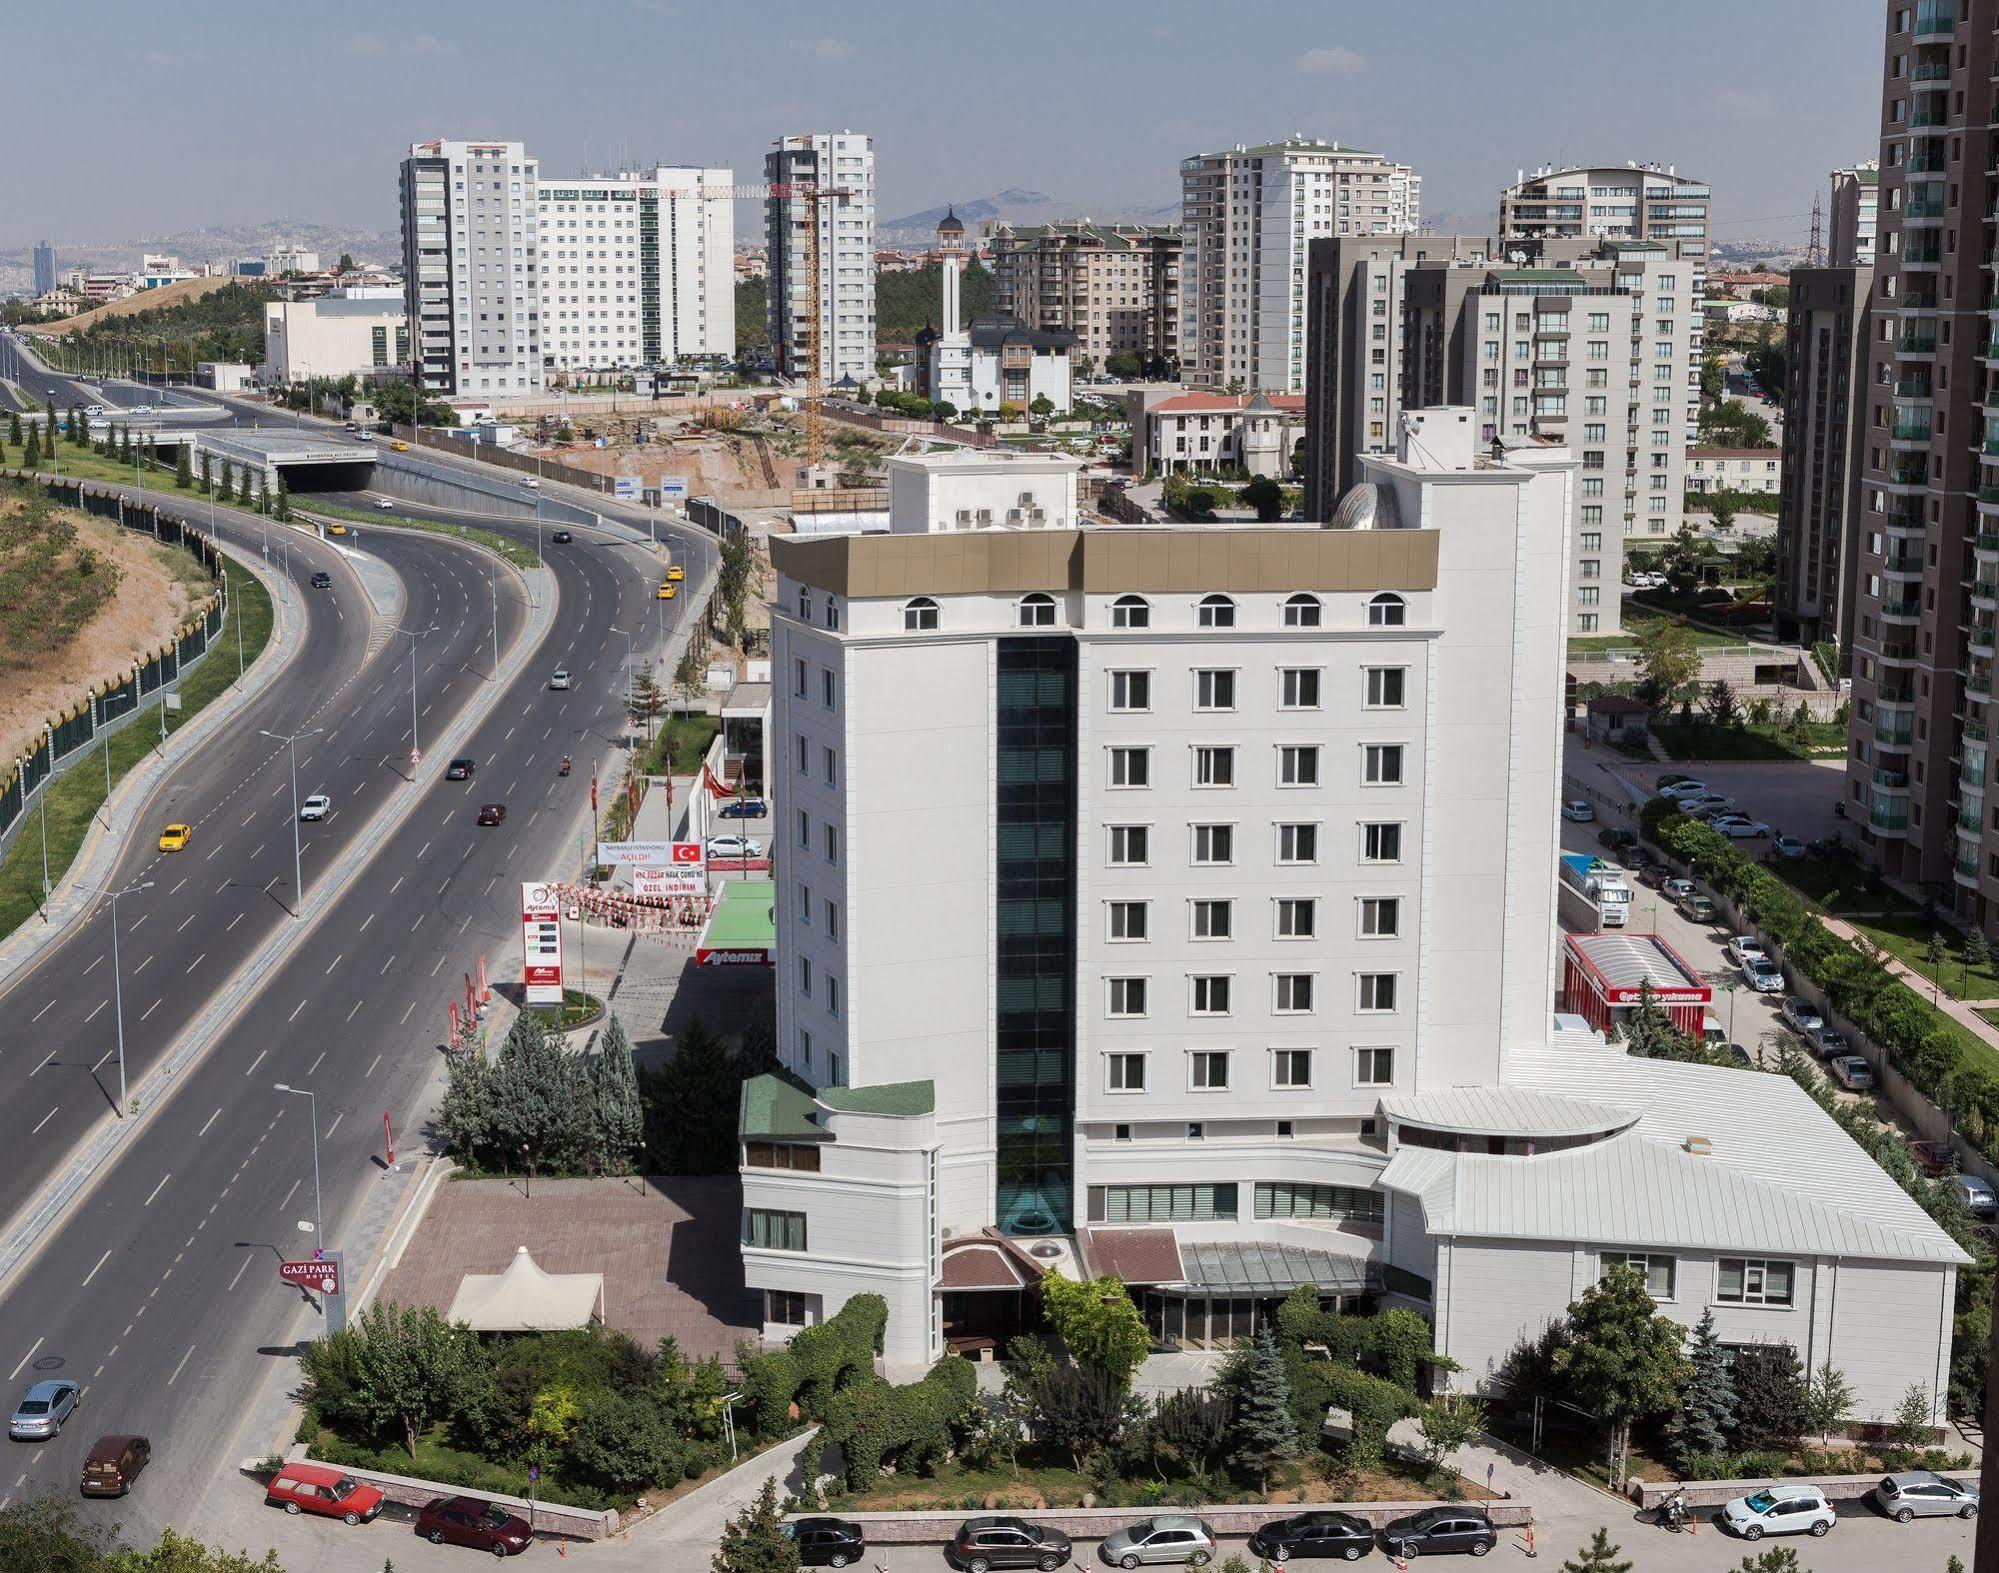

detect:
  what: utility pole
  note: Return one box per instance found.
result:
[272,1083,325,1254]
[86,879,154,1116]
[395,624,438,768]
[261,726,322,918]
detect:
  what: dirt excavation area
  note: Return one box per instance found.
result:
[0,488,212,766]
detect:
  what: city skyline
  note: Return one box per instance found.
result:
[2,0,1878,251]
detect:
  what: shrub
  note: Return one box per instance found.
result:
[737,1293,886,1435]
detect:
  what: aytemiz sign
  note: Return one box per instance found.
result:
[521,882,564,1006]
[697,947,771,968]
[279,1259,341,1296]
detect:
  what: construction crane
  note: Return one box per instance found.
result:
[701,182,854,471]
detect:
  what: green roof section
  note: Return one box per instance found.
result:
[1492,269,1588,284]
[740,1074,825,1140]
[819,1080,937,1118]
[705,882,776,950]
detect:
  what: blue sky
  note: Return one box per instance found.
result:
[2,0,1880,249]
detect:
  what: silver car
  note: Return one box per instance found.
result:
[8,1379,78,1440]
[1873,1470,1979,1521]
[1098,1516,1217,1568]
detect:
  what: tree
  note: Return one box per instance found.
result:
[1414,1393,1487,1471]
[485,1010,590,1174]
[569,1389,682,1494]
[6,411,19,446]
[1552,1264,1690,1491]
[1700,351,1726,402]
[930,399,957,421]
[1704,679,1743,730]
[1560,1528,1633,1573]
[1888,1382,1936,1457]
[437,1039,493,1158]
[236,466,252,507]
[1240,476,1285,522]
[218,457,234,499]
[590,1013,643,1173]
[711,1477,799,1573]
[643,1015,740,1175]
[273,475,290,522]
[1968,926,1995,982]
[716,529,757,647]
[1040,1272,1150,1392]
[310,1301,481,1457]
[1004,1341,1133,1469]
[173,444,192,489]
[1105,350,1143,381]
[1709,489,1739,532]
[1801,1357,1854,1447]
[24,428,40,470]
[337,252,356,273]
[1218,1323,1299,1489]
[1731,1551,1809,1573]
[1636,618,1700,710]
[1667,1308,1736,1472]
[1028,394,1055,418]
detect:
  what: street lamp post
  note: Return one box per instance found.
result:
[489,572,499,682]
[261,726,323,918]
[394,625,438,767]
[273,1083,325,1250]
[86,878,154,1116]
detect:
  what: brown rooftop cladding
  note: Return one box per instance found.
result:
[771,528,1441,599]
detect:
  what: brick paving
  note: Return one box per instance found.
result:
[378,1173,758,1363]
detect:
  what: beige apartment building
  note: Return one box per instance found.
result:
[1828,160,1880,267]
[1181,137,1421,394]
[989,222,1181,372]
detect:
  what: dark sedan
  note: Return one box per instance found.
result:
[446,757,476,781]
[783,1515,867,1567]
[476,803,507,826]
[416,1495,532,1555]
[719,799,769,819]
[551,529,573,544]
[1248,1510,1376,1561]
[1380,1507,1497,1558]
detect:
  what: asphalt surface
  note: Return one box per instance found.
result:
[0,452,709,1533]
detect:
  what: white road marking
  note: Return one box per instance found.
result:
[400,1001,416,1025]
[31,1107,57,1135]
[30,1049,55,1076]
[133,955,152,975]
[187,952,206,972]
[196,1107,221,1138]
[83,999,105,1023]
[139,998,160,1021]
[81,1250,112,1288]
[226,912,242,931]
[359,913,374,932]
[30,1000,52,1023]
[346,999,363,1022]
[143,1173,170,1206]
[430,954,447,976]
[307,1051,325,1076]
[245,1048,267,1077]
[324,954,342,974]
[287,999,306,1022]
[366,1053,383,1077]
[323,1112,344,1139]
[82,954,102,976]
[176,913,195,933]
[388,875,404,895]
[170,877,187,895]
[166,1344,195,1386]
[6,1340,43,1382]
[227,1257,252,1291]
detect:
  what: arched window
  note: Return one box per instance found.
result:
[903,596,939,632]
[1017,592,1057,628]
[1197,593,1236,629]
[1283,593,1322,628]
[797,587,814,621]
[1111,594,1151,629]
[1368,593,1407,628]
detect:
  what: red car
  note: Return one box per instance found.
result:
[265,1462,386,1525]
[476,803,507,826]
[416,1495,534,1556]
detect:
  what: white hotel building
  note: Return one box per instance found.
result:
[741,419,1963,1422]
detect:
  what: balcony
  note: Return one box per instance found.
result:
[1900,329,1941,355]
[1909,153,1950,174]
[1977,581,1999,609]
[1876,767,1913,791]
[1896,377,1936,399]
[1971,668,1996,700]
[1882,597,1925,623]
[1916,60,1954,79]
[1969,719,1992,743]
[1912,107,1951,128]
[1906,199,1948,218]
[1957,844,1981,886]
[1882,551,1927,575]
[1880,638,1922,664]
[1870,798,1911,834]
[1892,416,1935,443]
[1981,485,1999,503]
[1877,713,1918,746]
[1915,10,1956,36]
[1887,462,1931,488]
[1972,626,1998,654]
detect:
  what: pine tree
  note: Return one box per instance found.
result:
[644,1015,740,1175]
[1966,926,1994,980]
[236,467,251,507]
[590,1014,643,1173]
[6,412,19,446]
[274,476,291,521]
[219,457,234,498]
[24,428,40,470]
[173,444,192,489]
[711,1477,798,1573]
[199,452,213,493]
[1560,1528,1632,1573]
[117,424,129,463]
[1220,1322,1299,1490]
[1802,1358,1854,1447]
[1667,1307,1736,1472]
[485,1010,590,1173]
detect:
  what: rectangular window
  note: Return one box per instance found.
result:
[1192,824,1234,865]
[1357,973,1398,1012]
[1275,973,1315,1013]
[795,734,808,775]
[1195,669,1236,710]
[1359,897,1400,937]
[1361,822,1403,862]
[822,746,837,787]
[1280,668,1322,708]
[823,823,839,864]
[1106,1052,1147,1092]
[1277,823,1319,864]
[1189,1049,1230,1089]
[766,1289,812,1325]
[1110,670,1151,711]
[1191,899,1233,939]
[1271,1048,1313,1088]
[1190,974,1232,1014]
[1363,744,1405,785]
[1108,900,1149,941]
[1090,1182,1237,1223]
[1601,1252,1676,1300]
[1716,1258,1795,1307]
[1279,745,1321,786]
[1355,1045,1395,1086]
[1108,977,1148,1017]
[1109,825,1150,865]
[1194,746,1235,787]
[1276,897,1317,938]
[744,1209,808,1252]
[1365,667,1407,708]
[1256,1182,1384,1224]
[1109,746,1151,787]
[825,900,839,940]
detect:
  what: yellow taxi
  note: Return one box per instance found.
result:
[657,583,677,600]
[158,823,191,853]
[326,522,347,536]
[666,564,684,582]
[391,441,411,452]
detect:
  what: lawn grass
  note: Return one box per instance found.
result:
[1646,720,1846,761]
[1976,1007,1999,1030]
[1760,854,1917,913]
[1849,913,1999,1002]
[0,567,273,938]
[296,498,541,572]
[4,443,171,489]
[526,987,603,1031]
[642,712,720,776]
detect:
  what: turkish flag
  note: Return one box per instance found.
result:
[590,774,598,812]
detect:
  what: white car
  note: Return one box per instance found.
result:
[1725,936,1768,967]
[705,835,764,860]
[1721,1485,1836,1541]
[299,794,331,822]
[548,669,573,691]
[1950,1175,1999,1216]
[1561,799,1596,822]
[1830,1054,1876,1091]
[1683,795,1738,817]
[1810,1027,1851,1061]
[1712,817,1771,839]
[1742,957,1784,994]
[375,496,394,510]
[1781,996,1824,1036]
[1658,780,1710,802]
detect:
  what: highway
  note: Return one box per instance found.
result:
[0,439,712,1533]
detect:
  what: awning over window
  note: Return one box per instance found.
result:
[1178,1240,1376,1296]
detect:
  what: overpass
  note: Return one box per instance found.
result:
[194,428,377,489]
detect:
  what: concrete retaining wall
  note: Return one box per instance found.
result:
[1631,1471,1977,1510]
[802,1499,1532,1544]
[260,1456,620,1541]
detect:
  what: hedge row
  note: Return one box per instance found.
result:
[1642,800,1999,1164]
[738,1293,886,1438]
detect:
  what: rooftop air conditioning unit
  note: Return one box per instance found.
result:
[1683,1135,1713,1157]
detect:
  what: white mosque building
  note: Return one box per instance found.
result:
[918,208,1076,416]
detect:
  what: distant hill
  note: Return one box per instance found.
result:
[879,189,1178,245]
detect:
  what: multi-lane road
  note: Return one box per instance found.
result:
[0,368,715,1534]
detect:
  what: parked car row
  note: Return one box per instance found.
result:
[945,1509,1501,1566]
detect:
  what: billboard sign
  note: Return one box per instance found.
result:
[520,882,565,1005]
[279,1258,341,1296]
[657,475,690,500]
[634,864,705,900]
[696,947,771,968]
[597,840,702,868]
[614,475,639,500]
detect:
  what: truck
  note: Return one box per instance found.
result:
[1559,852,1634,931]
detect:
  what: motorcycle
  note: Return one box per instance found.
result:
[1655,1494,1690,1533]
[558,756,572,777]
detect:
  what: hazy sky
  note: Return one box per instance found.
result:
[2,0,1880,251]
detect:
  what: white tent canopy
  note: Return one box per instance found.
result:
[446,1246,604,1331]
